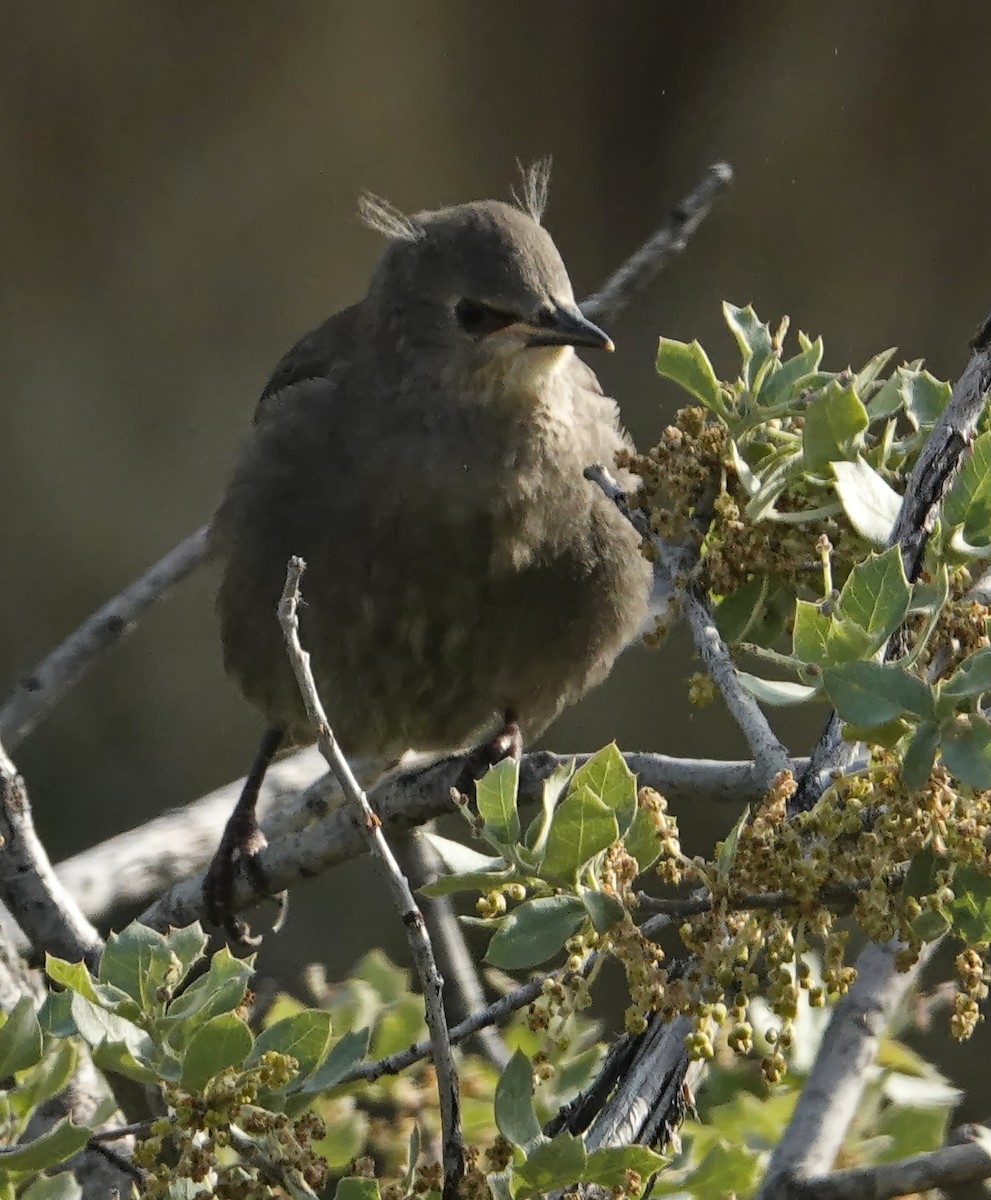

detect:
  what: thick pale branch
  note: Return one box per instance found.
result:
[75,750,800,927]
[791,1135,991,1200]
[756,940,936,1199]
[0,738,103,968]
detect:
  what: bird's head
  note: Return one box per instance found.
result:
[359,183,613,386]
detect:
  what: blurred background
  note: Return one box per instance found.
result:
[3,0,991,1110]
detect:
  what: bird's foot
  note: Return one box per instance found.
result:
[203,809,287,948]
[455,712,524,793]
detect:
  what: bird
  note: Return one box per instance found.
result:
[206,169,653,943]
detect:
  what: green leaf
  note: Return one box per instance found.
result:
[822,661,933,726]
[475,758,521,847]
[298,1027,371,1095]
[715,576,770,643]
[180,1012,253,1093]
[902,722,939,789]
[940,720,991,789]
[494,1050,544,1152]
[655,337,722,410]
[718,808,750,880]
[90,1037,159,1085]
[865,372,904,419]
[947,865,991,943]
[944,431,991,536]
[580,888,627,934]
[164,923,209,987]
[333,1179,380,1200]
[419,868,518,898]
[514,1131,587,1191]
[623,802,663,874]
[821,614,875,665]
[802,381,868,470]
[419,832,507,877]
[582,1145,668,1188]
[485,896,587,969]
[899,368,951,430]
[679,1142,761,1198]
[526,759,575,859]
[163,945,254,1035]
[69,992,153,1062]
[943,648,991,699]
[793,600,830,664]
[832,457,903,545]
[737,673,820,706]
[21,1174,83,1200]
[45,957,99,1005]
[12,1040,78,1117]
[902,844,940,902]
[842,718,911,749]
[99,923,172,1010]
[540,786,618,883]
[572,744,637,834]
[0,998,43,1078]
[756,337,824,409]
[37,992,74,1039]
[722,303,774,390]
[912,909,952,942]
[0,1118,90,1172]
[248,1010,332,1083]
[836,546,911,641]
[855,347,898,396]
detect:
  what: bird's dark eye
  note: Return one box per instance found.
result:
[455,299,519,337]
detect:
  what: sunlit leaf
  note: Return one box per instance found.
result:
[832,457,903,545]
[485,896,587,969]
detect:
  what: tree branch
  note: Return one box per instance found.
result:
[0,526,210,752]
[585,464,792,791]
[756,940,937,1199]
[67,750,801,930]
[0,737,103,969]
[790,1133,991,1200]
[277,557,464,1200]
[582,162,734,326]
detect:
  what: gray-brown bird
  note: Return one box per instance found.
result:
[206,178,652,942]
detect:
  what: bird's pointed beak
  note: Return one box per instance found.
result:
[519,304,615,352]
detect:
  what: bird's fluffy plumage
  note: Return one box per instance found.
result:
[212,197,651,761]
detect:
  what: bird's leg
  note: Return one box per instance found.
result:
[204,726,285,946]
[456,710,523,791]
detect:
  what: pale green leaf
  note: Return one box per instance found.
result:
[832,457,903,545]
[485,896,587,969]
[656,337,723,410]
[180,1013,253,1093]
[540,786,618,882]
[494,1049,544,1151]
[475,758,521,846]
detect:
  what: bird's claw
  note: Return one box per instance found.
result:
[203,815,281,948]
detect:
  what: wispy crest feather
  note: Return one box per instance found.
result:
[512,157,552,225]
[358,192,424,242]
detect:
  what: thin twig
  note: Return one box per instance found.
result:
[756,940,938,1199]
[337,973,555,1087]
[277,557,464,1200]
[582,162,734,325]
[790,1135,991,1200]
[134,750,806,935]
[0,737,103,969]
[88,1119,155,1142]
[585,464,792,791]
[0,525,211,751]
[401,831,510,1071]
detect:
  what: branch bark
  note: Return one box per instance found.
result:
[0,526,210,751]
[59,749,800,930]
